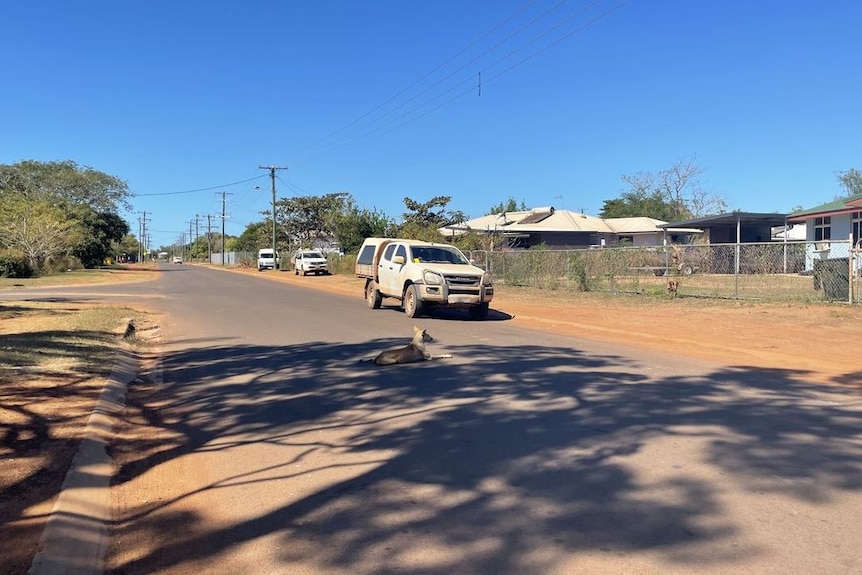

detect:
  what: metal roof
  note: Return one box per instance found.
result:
[658,212,788,229]
[443,209,674,235]
[787,193,862,220]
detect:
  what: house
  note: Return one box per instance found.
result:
[787,193,862,249]
[440,207,701,249]
[786,193,862,269]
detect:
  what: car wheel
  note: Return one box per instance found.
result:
[403,284,423,318]
[680,264,693,276]
[366,281,382,309]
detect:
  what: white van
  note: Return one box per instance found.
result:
[257,249,279,271]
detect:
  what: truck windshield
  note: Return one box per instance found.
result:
[410,247,468,264]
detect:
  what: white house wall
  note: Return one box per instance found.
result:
[806,213,852,243]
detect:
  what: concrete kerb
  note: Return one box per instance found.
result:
[29,330,139,575]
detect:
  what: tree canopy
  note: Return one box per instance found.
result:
[600,158,727,222]
[489,197,527,214]
[0,160,133,272]
[837,168,862,197]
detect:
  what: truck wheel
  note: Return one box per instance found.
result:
[366,281,382,309]
[680,263,693,276]
[469,302,489,320]
[403,284,424,318]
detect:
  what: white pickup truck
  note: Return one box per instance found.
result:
[355,238,494,319]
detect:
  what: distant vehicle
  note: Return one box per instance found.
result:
[257,249,279,271]
[172,256,183,264]
[292,249,330,276]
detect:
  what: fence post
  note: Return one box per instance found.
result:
[847,231,853,305]
[734,242,740,299]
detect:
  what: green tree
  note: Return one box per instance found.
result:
[0,160,132,272]
[837,168,862,196]
[489,197,527,214]
[275,192,350,247]
[402,195,465,228]
[72,209,130,268]
[0,160,132,212]
[234,221,270,253]
[114,233,141,263]
[0,195,80,271]
[331,201,395,254]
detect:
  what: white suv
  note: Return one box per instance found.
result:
[292,249,329,276]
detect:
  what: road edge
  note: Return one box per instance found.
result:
[28,342,138,575]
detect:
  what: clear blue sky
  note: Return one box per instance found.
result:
[2,0,860,249]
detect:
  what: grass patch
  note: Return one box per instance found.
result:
[0,264,157,290]
[0,301,146,384]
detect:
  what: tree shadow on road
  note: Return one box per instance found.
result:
[92,337,862,574]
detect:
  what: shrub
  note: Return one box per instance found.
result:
[0,250,34,278]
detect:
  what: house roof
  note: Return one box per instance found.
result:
[659,212,788,229]
[604,216,670,234]
[507,209,614,233]
[787,193,862,221]
[442,208,676,235]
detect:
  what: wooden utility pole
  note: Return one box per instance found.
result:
[259,165,288,269]
[218,191,231,265]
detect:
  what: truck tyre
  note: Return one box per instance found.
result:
[469,302,489,320]
[680,263,693,276]
[403,284,423,318]
[366,281,382,309]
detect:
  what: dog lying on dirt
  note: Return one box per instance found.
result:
[372,326,452,366]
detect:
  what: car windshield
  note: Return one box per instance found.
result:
[304,252,324,259]
[410,246,468,264]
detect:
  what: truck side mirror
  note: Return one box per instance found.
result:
[392,255,405,265]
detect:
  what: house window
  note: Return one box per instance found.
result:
[814,216,831,242]
[617,235,633,246]
[853,212,862,247]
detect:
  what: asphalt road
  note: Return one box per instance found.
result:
[9,264,862,574]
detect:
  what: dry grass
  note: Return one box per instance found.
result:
[0,264,157,291]
[0,297,155,575]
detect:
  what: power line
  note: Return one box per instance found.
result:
[290,0,545,162]
[297,0,631,162]
[134,175,266,197]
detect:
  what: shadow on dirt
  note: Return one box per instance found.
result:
[90,335,862,574]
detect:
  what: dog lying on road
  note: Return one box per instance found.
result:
[372,326,452,366]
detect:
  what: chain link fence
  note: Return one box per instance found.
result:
[465,240,857,303]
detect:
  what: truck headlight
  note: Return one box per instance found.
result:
[423,270,443,285]
[482,272,493,286]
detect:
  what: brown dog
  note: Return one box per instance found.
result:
[373,326,452,366]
